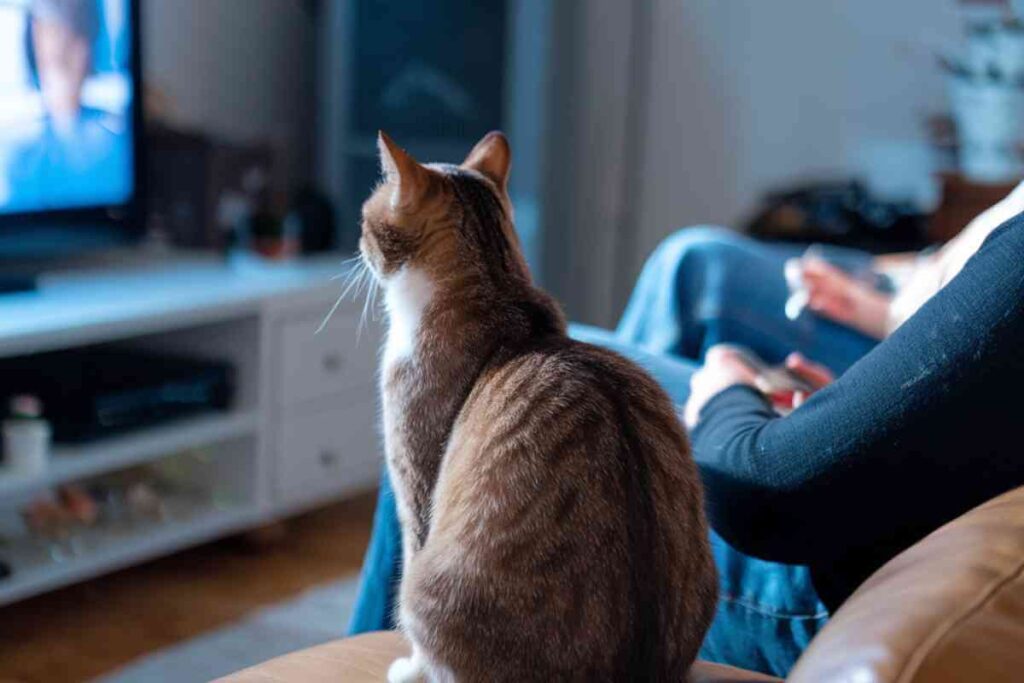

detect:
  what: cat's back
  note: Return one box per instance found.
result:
[419,335,718,680]
[461,335,689,460]
[434,332,708,581]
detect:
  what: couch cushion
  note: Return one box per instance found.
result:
[788,485,1024,682]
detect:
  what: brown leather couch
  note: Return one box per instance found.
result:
[222,485,1024,682]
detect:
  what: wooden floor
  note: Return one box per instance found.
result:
[0,492,377,683]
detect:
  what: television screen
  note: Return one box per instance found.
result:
[0,0,134,217]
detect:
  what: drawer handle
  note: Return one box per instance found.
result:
[322,353,343,373]
[320,450,339,467]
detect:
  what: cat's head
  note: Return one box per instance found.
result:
[359,130,528,286]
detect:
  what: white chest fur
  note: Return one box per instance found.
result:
[382,266,434,371]
[380,266,433,521]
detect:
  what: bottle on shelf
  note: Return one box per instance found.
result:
[2,395,52,477]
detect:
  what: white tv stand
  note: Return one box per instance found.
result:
[0,253,382,605]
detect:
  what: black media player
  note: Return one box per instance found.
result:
[0,348,235,443]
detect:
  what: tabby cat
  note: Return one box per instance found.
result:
[360,130,717,682]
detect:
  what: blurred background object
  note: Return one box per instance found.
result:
[315,0,546,259]
[941,11,1024,182]
[146,127,279,251]
[745,181,927,253]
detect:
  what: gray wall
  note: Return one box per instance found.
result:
[628,0,962,290]
[142,0,317,186]
[548,0,965,326]
[539,0,639,327]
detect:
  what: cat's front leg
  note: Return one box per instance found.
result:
[386,460,422,566]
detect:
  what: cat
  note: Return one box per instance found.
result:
[360,130,718,682]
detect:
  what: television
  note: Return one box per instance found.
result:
[0,0,143,290]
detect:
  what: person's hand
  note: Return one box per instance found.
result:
[791,257,892,340]
[784,352,835,408]
[798,257,861,323]
[684,345,760,429]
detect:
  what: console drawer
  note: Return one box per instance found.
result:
[276,307,380,407]
[276,400,381,506]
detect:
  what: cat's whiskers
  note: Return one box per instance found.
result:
[336,264,367,303]
[317,258,370,334]
[370,276,383,321]
[358,274,380,343]
[329,254,365,281]
[330,259,364,293]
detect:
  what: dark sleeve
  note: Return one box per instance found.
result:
[690,218,1024,566]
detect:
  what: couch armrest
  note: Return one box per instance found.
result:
[788,485,1024,682]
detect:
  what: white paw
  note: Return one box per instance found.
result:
[387,656,427,683]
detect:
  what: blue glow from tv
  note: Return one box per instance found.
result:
[0,0,134,216]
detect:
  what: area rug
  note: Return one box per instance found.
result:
[96,576,360,682]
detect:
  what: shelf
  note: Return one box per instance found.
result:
[0,411,259,499]
[0,255,346,359]
[0,494,259,605]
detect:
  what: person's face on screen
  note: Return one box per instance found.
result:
[31,17,92,127]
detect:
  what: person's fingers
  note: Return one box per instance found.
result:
[802,259,857,302]
[803,268,847,294]
[683,399,699,430]
[705,344,737,364]
[784,258,804,290]
[686,351,764,430]
[785,353,835,389]
[683,369,706,429]
[688,369,708,397]
[706,347,758,383]
[802,272,841,301]
[801,256,846,279]
[718,353,760,384]
[807,292,839,317]
[808,289,855,322]
[704,346,726,363]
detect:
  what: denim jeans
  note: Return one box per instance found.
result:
[349,227,880,677]
[617,226,879,374]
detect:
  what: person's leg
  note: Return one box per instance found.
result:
[348,470,402,634]
[616,226,878,374]
[700,530,828,677]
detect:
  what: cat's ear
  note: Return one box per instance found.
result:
[378,131,430,211]
[462,131,511,191]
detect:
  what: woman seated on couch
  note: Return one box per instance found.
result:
[349,188,1024,678]
[619,179,1024,376]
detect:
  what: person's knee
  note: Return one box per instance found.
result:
[663,225,736,246]
[647,225,750,272]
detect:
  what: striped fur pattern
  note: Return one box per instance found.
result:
[361,131,717,682]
